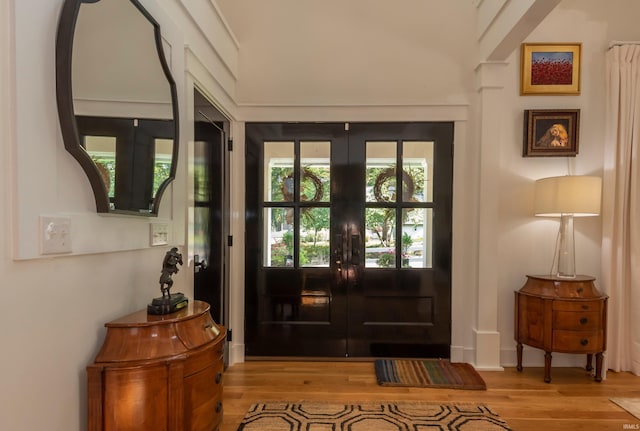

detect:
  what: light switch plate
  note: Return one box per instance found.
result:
[40,216,72,254]
[150,222,169,246]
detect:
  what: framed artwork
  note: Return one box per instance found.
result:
[520,43,581,95]
[523,109,580,157]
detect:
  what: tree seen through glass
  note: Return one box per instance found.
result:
[267,166,331,267]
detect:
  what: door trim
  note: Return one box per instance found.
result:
[224,108,472,367]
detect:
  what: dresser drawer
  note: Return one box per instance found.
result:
[184,338,225,376]
[185,360,224,431]
[553,311,601,330]
[552,300,603,312]
[552,330,604,352]
[176,312,222,349]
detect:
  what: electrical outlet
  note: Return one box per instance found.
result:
[41,216,72,254]
[150,223,169,246]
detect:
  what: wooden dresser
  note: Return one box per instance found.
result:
[87,300,226,431]
[514,275,607,383]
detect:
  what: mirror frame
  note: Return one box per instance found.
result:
[55,0,179,215]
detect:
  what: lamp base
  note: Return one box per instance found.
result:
[554,214,576,278]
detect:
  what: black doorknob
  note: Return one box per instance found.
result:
[194,254,208,271]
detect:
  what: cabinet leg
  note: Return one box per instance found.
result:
[516,343,523,372]
[544,352,552,383]
[594,352,603,382]
[586,353,593,372]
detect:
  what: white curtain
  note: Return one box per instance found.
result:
[603,44,640,375]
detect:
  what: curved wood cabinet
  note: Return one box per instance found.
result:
[87,300,226,431]
[515,275,607,383]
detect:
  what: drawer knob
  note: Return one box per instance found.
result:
[580,339,589,346]
[576,287,584,294]
[216,401,223,413]
[216,372,222,384]
[580,317,588,325]
[581,305,589,310]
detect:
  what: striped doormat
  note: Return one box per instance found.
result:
[374,358,486,390]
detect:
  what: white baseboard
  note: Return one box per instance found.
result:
[228,342,245,366]
[450,345,465,362]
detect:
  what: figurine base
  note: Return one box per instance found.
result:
[147,293,188,315]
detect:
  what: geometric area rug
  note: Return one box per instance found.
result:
[236,401,513,430]
[374,358,487,390]
[610,398,640,420]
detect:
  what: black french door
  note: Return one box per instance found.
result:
[245,122,453,358]
[75,115,174,212]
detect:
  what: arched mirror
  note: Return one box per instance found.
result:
[56,0,179,215]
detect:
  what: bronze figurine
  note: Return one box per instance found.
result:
[148,247,188,315]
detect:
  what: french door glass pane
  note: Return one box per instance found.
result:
[84,135,116,200]
[402,141,434,203]
[193,206,209,266]
[264,207,293,267]
[153,138,173,197]
[264,141,294,202]
[300,141,330,203]
[365,208,396,268]
[402,208,432,268]
[300,207,330,267]
[366,141,397,203]
[194,141,208,202]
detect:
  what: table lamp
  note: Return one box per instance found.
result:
[534,175,602,278]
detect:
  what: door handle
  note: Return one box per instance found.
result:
[194,254,208,272]
[350,233,361,265]
[334,234,343,272]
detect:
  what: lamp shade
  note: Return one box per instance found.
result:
[534,175,602,217]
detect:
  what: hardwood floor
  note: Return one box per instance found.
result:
[220,361,640,431]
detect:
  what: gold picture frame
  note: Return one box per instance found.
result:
[520,43,581,95]
[523,109,580,157]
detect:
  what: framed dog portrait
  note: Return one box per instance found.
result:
[521,43,581,95]
[523,109,580,157]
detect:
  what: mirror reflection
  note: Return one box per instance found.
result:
[57,0,178,215]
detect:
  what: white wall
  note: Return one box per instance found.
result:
[218,0,477,106]
[218,0,640,369]
[11,0,188,260]
[497,0,640,367]
[2,0,639,430]
[0,0,238,430]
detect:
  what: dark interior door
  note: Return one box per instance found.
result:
[193,89,229,325]
[245,122,453,358]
